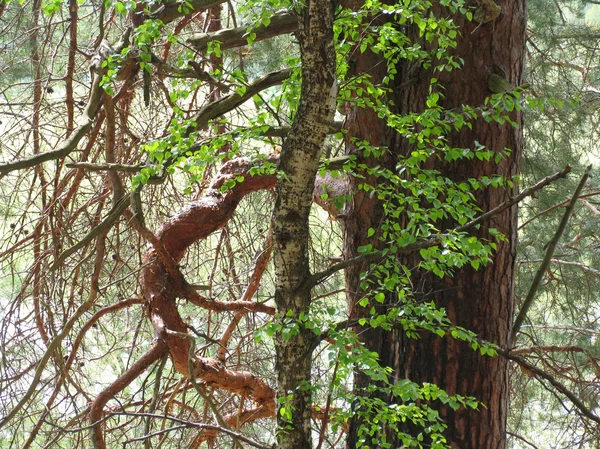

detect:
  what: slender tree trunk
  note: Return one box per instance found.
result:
[271,2,337,449]
[345,2,526,448]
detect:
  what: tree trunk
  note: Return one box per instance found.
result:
[345,2,525,448]
[271,2,337,449]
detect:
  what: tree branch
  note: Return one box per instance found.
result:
[512,165,591,341]
[65,162,147,172]
[499,348,600,426]
[89,340,169,449]
[187,68,292,135]
[305,166,573,289]
[150,0,226,24]
[0,74,104,176]
[50,195,131,270]
[188,10,297,52]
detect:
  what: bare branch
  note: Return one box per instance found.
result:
[305,166,573,289]
[499,348,600,426]
[512,166,591,341]
[65,162,147,172]
[50,195,131,270]
[89,340,169,449]
[188,11,297,52]
[187,69,292,135]
[0,75,104,176]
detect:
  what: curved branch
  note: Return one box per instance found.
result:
[139,156,279,431]
[90,339,169,449]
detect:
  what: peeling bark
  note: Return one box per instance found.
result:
[139,156,278,421]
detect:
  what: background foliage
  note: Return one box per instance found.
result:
[0,0,598,448]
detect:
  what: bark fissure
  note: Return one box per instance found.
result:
[344,2,526,448]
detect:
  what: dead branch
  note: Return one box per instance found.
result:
[218,226,274,362]
[0,74,104,176]
[89,339,169,449]
[65,162,147,172]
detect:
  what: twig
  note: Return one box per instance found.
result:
[116,412,272,449]
[89,340,169,449]
[65,162,147,172]
[0,69,104,176]
[50,195,131,271]
[144,354,168,449]
[167,330,245,449]
[507,432,541,449]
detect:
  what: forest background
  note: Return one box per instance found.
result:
[0,0,599,448]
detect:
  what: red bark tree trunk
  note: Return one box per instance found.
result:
[345,2,525,448]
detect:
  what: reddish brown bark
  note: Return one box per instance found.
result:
[90,339,169,449]
[89,149,342,446]
[344,2,525,448]
[139,156,278,413]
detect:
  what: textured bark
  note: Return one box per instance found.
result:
[345,2,525,448]
[136,151,343,443]
[139,156,279,429]
[271,2,337,449]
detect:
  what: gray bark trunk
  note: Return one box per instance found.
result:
[271,2,337,449]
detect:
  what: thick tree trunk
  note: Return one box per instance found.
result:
[271,2,337,449]
[345,2,525,448]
